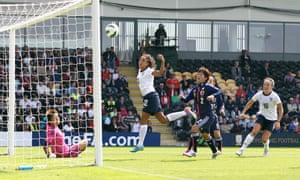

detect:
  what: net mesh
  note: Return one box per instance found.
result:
[0,0,95,170]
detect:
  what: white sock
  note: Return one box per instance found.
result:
[167,111,186,121]
[241,134,254,151]
[264,139,270,149]
[137,125,148,146]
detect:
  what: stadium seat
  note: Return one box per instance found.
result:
[212,72,222,79]
[226,79,236,86]
[192,72,198,80]
[182,72,192,80]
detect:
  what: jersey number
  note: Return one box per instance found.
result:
[263,103,269,109]
[143,99,148,107]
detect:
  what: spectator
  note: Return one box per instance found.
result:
[293,94,300,109]
[25,111,36,125]
[230,119,243,134]
[286,97,297,112]
[180,75,192,91]
[123,110,136,124]
[130,116,140,133]
[243,62,252,83]
[116,96,127,111]
[236,96,247,112]
[105,46,118,73]
[19,95,31,110]
[246,115,256,133]
[186,82,196,94]
[283,71,296,88]
[294,70,300,89]
[231,61,243,84]
[259,62,272,79]
[160,91,170,110]
[105,96,116,113]
[63,120,74,132]
[288,116,299,133]
[170,90,180,108]
[15,119,24,131]
[156,82,167,97]
[236,84,247,100]
[115,73,128,91]
[154,24,167,46]
[165,62,174,79]
[115,114,129,132]
[240,49,251,68]
[166,73,179,97]
[231,106,241,121]
[119,105,128,117]
[246,83,257,101]
[103,112,112,132]
[280,113,290,132]
[225,98,236,117]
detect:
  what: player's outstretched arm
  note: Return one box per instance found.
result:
[152,54,165,76]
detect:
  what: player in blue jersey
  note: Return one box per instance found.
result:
[180,67,223,159]
[182,75,224,158]
[130,53,197,153]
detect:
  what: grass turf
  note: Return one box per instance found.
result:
[0,146,300,180]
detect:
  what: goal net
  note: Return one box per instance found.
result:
[0,0,102,170]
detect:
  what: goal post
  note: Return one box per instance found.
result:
[0,0,102,169]
[91,0,103,167]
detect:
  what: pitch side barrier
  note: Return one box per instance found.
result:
[31,132,160,147]
[224,133,300,147]
[1,132,298,147]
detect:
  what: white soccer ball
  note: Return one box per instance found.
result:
[105,23,119,38]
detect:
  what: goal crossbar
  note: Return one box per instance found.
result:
[0,0,92,33]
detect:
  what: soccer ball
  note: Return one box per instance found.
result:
[105,23,119,38]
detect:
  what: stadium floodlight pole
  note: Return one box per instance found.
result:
[8,29,16,156]
[92,0,103,166]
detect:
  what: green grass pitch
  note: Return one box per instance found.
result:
[0,146,299,180]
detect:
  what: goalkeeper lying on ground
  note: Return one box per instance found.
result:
[43,109,88,158]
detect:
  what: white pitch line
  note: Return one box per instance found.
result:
[104,165,192,180]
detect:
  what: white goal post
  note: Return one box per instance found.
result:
[0,0,102,168]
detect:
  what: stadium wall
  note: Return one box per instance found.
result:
[101,0,300,23]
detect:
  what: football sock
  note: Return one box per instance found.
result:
[263,139,270,148]
[192,136,199,152]
[241,134,254,150]
[206,138,218,153]
[137,125,148,146]
[187,137,193,151]
[166,111,186,121]
[215,138,223,152]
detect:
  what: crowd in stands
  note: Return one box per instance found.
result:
[101,46,146,133]
[154,49,300,140]
[0,44,145,134]
[1,45,299,141]
[0,45,96,132]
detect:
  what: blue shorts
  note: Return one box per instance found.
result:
[195,113,217,133]
[210,114,220,132]
[256,114,276,132]
[142,92,162,115]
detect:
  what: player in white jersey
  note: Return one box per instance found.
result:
[130,53,197,153]
[236,77,283,157]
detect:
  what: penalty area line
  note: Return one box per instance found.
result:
[104,165,191,180]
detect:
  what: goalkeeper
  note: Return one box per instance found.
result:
[43,109,88,158]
